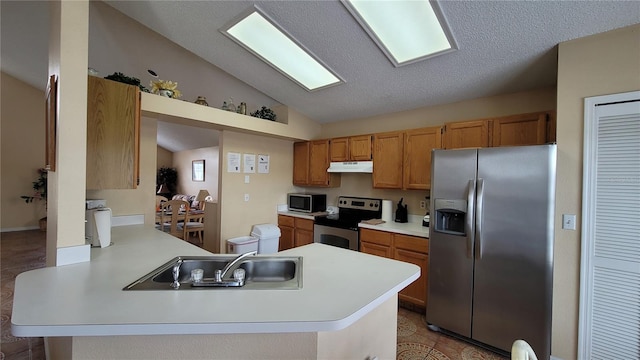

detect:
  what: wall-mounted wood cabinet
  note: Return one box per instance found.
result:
[292,140,340,187]
[491,112,548,147]
[443,119,491,149]
[372,132,404,189]
[444,111,555,149]
[360,228,429,308]
[403,126,442,190]
[277,215,314,251]
[372,127,442,190]
[330,135,372,162]
[87,76,140,189]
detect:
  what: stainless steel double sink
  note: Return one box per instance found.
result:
[123,255,302,291]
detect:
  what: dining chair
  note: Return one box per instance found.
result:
[180,210,205,244]
[160,199,189,239]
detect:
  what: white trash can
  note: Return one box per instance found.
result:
[227,235,259,254]
[251,224,281,254]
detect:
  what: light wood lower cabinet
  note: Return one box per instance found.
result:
[277,215,314,250]
[360,228,429,308]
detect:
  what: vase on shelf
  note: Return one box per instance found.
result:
[159,89,174,98]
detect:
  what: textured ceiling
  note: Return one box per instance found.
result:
[2,1,639,151]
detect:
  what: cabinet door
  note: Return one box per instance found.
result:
[394,234,429,307]
[492,112,548,147]
[87,76,140,189]
[293,142,310,185]
[361,241,392,258]
[349,135,372,160]
[309,140,330,185]
[294,229,314,247]
[444,119,491,149]
[546,111,556,144]
[277,215,295,251]
[404,127,442,190]
[372,132,404,189]
[395,247,429,307]
[360,228,392,246]
[330,137,349,162]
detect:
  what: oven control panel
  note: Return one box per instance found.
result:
[337,196,381,211]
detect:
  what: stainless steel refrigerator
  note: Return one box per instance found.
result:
[427,144,556,359]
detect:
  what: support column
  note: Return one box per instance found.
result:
[46,0,89,266]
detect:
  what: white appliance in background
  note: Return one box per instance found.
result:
[427,145,556,359]
[85,200,112,248]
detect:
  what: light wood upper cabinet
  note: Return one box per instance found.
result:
[87,76,140,189]
[329,137,349,162]
[330,135,372,162]
[403,126,442,190]
[492,112,548,147]
[443,119,491,149]
[372,132,404,189]
[293,142,310,186]
[309,140,332,186]
[293,140,340,187]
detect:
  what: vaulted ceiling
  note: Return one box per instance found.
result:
[2,1,639,151]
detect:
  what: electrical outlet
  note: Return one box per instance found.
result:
[420,201,426,209]
[562,214,576,230]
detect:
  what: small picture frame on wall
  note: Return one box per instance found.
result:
[192,160,205,182]
[45,74,57,171]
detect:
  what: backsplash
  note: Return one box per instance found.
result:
[294,172,431,216]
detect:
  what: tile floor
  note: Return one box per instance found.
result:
[1,229,508,360]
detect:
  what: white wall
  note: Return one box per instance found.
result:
[218,131,297,252]
[553,24,640,360]
[173,146,220,202]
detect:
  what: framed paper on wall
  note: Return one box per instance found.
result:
[45,74,57,171]
[192,160,205,182]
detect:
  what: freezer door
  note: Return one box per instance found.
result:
[427,148,477,337]
[471,145,555,359]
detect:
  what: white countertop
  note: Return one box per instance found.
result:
[359,215,429,238]
[12,225,419,337]
[277,210,326,220]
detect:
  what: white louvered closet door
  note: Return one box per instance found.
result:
[579,92,640,359]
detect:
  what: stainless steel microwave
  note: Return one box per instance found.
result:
[287,193,326,213]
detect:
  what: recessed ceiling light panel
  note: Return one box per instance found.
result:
[343,0,458,67]
[221,7,343,92]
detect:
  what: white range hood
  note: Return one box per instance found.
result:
[327,161,373,173]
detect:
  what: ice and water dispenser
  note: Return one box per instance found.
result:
[433,199,468,236]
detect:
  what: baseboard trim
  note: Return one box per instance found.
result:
[1,226,40,233]
[57,244,91,266]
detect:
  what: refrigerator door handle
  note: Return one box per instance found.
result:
[466,179,476,259]
[475,178,485,260]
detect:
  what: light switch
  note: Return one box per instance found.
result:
[244,194,249,202]
[562,214,576,230]
[244,175,250,184]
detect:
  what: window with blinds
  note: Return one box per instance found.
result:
[580,93,640,359]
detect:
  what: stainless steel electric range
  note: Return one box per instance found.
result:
[313,196,382,251]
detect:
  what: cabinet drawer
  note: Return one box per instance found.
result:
[277,215,295,228]
[394,234,428,254]
[360,228,392,246]
[295,218,314,231]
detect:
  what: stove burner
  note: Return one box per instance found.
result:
[315,196,382,230]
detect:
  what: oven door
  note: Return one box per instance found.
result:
[313,224,358,251]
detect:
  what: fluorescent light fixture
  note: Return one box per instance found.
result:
[343,0,457,67]
[222,7,343,91]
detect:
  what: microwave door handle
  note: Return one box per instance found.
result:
[475,178,485,260]
[466,179,476,259]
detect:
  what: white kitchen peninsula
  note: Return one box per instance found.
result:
[12,225,419,359]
